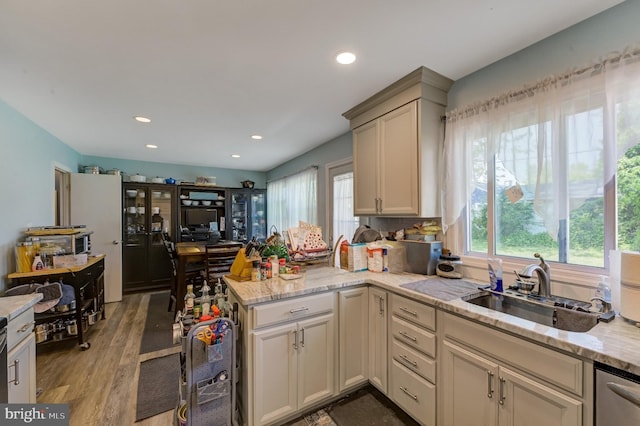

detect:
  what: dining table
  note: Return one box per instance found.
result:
[174,241,243,312]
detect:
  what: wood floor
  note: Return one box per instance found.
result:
[35,291,179,426]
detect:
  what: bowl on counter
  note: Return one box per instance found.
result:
[191,200,200,206]
[215,201,223,206]
[182,200,193,206]
[201,200,212,206]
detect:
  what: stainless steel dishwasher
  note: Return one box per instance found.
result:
[595,361,640,425]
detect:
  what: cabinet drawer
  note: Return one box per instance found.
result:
[252,292,334,329]
[8,308,34,352]
[443,312,583,396]
[391,339,436,384]
[390,316,436,358]
[390,359,435,426]
[390,293,435,330]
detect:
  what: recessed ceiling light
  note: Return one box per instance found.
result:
[134,116,151,123]
[145,144,158,149]
[231,154,240,158]
[336,52,356,65]
[251,135,263,140]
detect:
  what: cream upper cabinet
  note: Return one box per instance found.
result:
[344,66,453,217]
[338,287,369,391]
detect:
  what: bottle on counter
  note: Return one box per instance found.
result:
[214,279,225,310]
[252,261,261,281]
[200,280,211,316]
[184,284,196,315]
[32,253,44,271]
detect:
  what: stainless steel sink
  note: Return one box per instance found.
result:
[463,292,600,332]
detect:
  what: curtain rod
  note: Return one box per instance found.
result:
[445,44,640,123]
[266,165,318,184]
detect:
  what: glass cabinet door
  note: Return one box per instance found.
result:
[123,186,147,246]
[150,188,174,244]
[251,191,267,242]
[231,191,249,242]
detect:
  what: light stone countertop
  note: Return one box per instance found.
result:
[226,266,640,376]
[0,293,43,321]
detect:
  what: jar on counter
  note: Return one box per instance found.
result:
[15,241,35,273]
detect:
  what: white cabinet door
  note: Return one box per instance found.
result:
[378,101,419,215]
[338,288,369,391]
[353,120,379,215]
[499,367,582,426]
[7,333,36,403]
[368,287,387,394]
[297,313,335,410]
[441,341,499,426]
[253,322,297,426]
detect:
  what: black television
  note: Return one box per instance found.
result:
[185,209,218,228]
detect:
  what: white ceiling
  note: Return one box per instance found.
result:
[0,0,624,172]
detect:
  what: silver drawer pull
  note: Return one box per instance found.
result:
[10,359,20,386]
[289,307,310,314]
[487,371,494,398]
[399,307,418,317]
[399,354,417,367]
[399,386,418,401]
[18,321,35,333]
[398,331,417,342]
[499,377,506,405]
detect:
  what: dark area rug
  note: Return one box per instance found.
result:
[284,386,419,426]
[139,291,177,354]
[135,353,180,422]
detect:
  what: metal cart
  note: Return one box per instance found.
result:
[178,318,237,426]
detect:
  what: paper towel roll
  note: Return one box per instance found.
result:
[620,251,640,323]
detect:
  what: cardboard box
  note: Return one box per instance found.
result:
[346,243,368,272]
[53,254,88,268]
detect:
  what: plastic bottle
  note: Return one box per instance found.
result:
[488,258,503,292]
[184,284,196,315]
[200,281,211,316]
[214,279,225,310]
[595,275,612,302]
[32,253,44,271]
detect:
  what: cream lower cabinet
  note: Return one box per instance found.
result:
[8,333,36,403]
[440,312,589,426]
[368,287,388,394]
[7,307,36,403]
[388,293,437,425]
[338,287,369,391]
[250,292,335,426]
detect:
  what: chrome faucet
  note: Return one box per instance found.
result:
[520,253,551,298]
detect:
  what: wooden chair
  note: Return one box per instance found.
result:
[163,235,204,314]
[205,242,242,286]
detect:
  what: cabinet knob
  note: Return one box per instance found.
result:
[112,240,122,245]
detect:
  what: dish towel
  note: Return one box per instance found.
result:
[554,307,598,332]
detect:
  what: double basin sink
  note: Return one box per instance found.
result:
[463,290,604,332]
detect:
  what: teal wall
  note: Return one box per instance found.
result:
[448,0,640,109]
[0,99,82,291]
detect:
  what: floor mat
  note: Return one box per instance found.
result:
[135,353,180,422]
[139,291,177,355]
[327,387,419,426]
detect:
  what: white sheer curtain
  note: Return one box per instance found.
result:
[267,167,317,235]
[442,46,640,239]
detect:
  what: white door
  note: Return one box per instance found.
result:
[70,173,122,303]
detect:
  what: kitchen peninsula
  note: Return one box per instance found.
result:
[226,266,640,426]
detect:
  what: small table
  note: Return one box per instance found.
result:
[175,241,242,312]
